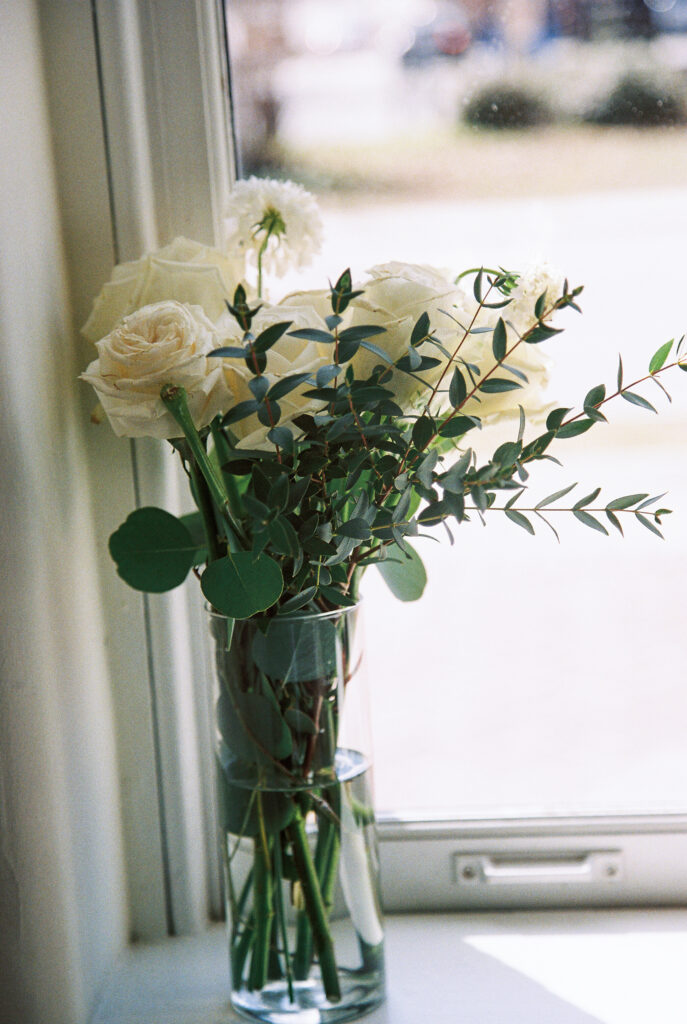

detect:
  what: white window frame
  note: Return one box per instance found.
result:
[31,8,687,1015]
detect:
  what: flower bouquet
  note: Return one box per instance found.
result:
[82,177,685,1023]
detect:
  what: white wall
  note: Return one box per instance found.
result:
[0,2,128,1022]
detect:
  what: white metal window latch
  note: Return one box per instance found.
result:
[454,850,624,886]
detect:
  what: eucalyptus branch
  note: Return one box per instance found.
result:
[558,357,687,430]
[423,276,498,419]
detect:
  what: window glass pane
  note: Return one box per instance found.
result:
[225,0,687,819]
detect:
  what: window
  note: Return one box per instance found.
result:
[7,3,687,1022]
[224,0,687,907]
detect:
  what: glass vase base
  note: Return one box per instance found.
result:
[231,973,385,1024]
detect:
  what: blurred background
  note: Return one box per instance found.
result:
[223,1,687,822]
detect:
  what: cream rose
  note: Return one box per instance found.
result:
[80,301,227,439]
[347,262,468,410]
[217,300,332,449]
[82,237,242,343]
[453,263,563,424]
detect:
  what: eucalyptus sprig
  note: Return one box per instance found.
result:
[106,269,686,618]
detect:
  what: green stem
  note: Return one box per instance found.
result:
[287,807,341,1003]
[189,460,223,563]
[232,911,255,988]
[293,812,331,980]
[320,789,342,917]
[160,384,247,549]
[248,802,274,991]
[232,865,254,944]
[210,419,245,523]
[273,838,295,1002]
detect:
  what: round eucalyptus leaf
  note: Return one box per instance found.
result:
[376,542,427,602]
[108,507,196,593]
[217,690,292,765]
[252,616,338,682]
[201,551,283,618]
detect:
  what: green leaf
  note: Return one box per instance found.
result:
[249,376,269,401]
[217,691,292,764]
[556,419,595,439]
[288,327,334,344]
[605,509,624,536]
[573,510,608,535]
[109,507,196,592]
[505,488,524,509]
[637,492,667,510]
[251,615,338,681]
[606,493,648,511]
[208,345,246,359]
[338,325,386,344]
[412,415,435,450]
[505,509,534,535]
[649,339,673,375]
[573,487,601,510]
[584,384,606,409]
[439,415,480,438]
[337,517,372,540]
[621,391,657,414]
[635,512,664,538]
[267,426,294,450]
[376,543,427,602]
[416,449,438,489]
[316,364,340,387]
[411,312,430,347]
[449,367,467,408]
[517,405,526,442]
[257,398,281,427]
[492,318,507,361]
[502,362,528,384]
[284,708,319,736]
[440,449,472,493]
[524,323,563,344]
[222,399,260,426]
[493,441,521,468]
[473,268,484,303]
[546,407,572,431]
[268,372,312,401]
[201,552,283,618]
[253,320,292,353]
[617,354,624,391]
[479,378,521,394]
[359,339,394,364]
[267,517,300,558]
[534,290,548,319]
[535,483,577,509]
[244,343,267,375]
[177,511,208,566]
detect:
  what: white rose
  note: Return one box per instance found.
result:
[453,263,563,424]
[347,262,468,411]
[216,300,332,449]
[80,301,227,439]
[82,237,242,343]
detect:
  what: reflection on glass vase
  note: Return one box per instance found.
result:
[208,604,385,1024]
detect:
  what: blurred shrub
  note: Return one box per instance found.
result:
[463,84,552,130]
[584,73,686,127]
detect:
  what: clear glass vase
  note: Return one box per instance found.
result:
[208,604,385,1024]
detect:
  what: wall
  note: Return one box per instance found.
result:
[0,2,128,1022]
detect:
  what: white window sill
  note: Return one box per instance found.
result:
[93,909,687,1024]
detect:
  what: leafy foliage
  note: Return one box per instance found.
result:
[110,274,686,618]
